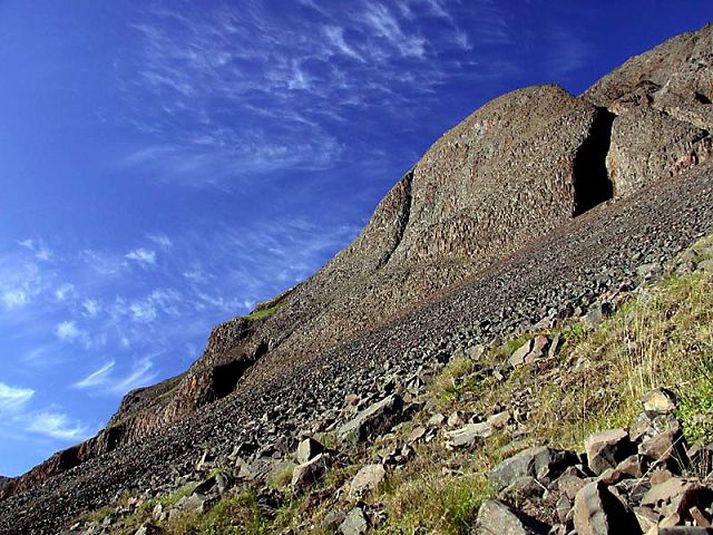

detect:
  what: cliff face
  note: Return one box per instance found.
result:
[583,22,713,195]
[4,22,713,500]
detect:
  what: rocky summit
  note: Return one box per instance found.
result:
[2,22,713,535]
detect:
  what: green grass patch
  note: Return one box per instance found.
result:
[244,305,280,321]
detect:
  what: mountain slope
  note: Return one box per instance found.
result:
[1,21,713,534]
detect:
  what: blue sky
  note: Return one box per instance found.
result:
[0,1,709,476]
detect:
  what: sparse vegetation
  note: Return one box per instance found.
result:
[89,238,713,535]
[244,305,280,321]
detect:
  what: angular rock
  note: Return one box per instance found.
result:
[407,426,426,444]
[447,411,464,427]
[503,476,546,502]
[291,453,329,494]
[487,410,511,429]
[296,437,324,464]
[573,481,641,535]
[630,411,682,443]
[642,388,678,413]
[446,422,493,448]
[323,510,346,531]
[641,477,688,509]
[350,464,386,499]
[657,528,713,535]
[134,524,160,535]
[584,429,632,475]
[555,472,590,500]
[337,395,404,444]
[428,413,446,427]
[176,493,214,515]
[489,446,577,491]
[339,507,368,535]
[528,335,549,361]
[509,339,533,367]
[605,106,712,199]
[671,483,713,523]
[638,430,688,472]
[475,500,550,534]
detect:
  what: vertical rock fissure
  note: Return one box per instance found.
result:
[573,108,616,215]
[378,167,414,269]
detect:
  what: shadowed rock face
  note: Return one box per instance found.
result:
[583,23,713,197]
[5,22,713,499]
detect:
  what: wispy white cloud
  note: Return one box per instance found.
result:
[109,358,157,394]
[125,248,156,267]
[54,283,76,302]
[24,411,90,441]
[55,320,82,341]
[0,382,35,414]
[361,1,426,58]
[0,382,89,444]
[74,357,156,395]
[119,1,518,187]
[80,249,125,277]
[323,25,365,62]
[0,254,46,311]
[74,361,116,389]
[82,299,100,317]
[111,288,181,324]
[146,234,173,250]
[2,289,28,309]
[18,239,52,262]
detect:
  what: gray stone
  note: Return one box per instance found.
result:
[350,464,386,499]
[487,410,510,429]
[475,500,550,534]
[698,258,713,273]
[509,339,533,367]
[291,453,329,494]
[339,507,368,535]
[446,422,493,448]
[407,426,426,444]
[428,413,446,427]
[573,482,640,535]
[584,429,632,475]
[296,437,324,464]
[337,395,404,444]
[134,525,160,535]
[503,476,546,501]
[176,493,213,515]
[323,510,346,531]
[489,446,576,491]
[447,411,464,427]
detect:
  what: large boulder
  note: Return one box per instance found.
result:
[475,500,550,534]
[489,446,577,492]
[606,106,712,198]
[573,481,641,535]
[291,453,330,494]
[349,464,386,499]
[338,395,404,444]
[296,437,324,465]
[584,429,632,475]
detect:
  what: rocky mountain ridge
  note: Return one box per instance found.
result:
[1,21,712,535]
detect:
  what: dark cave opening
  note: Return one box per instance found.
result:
[56,446,82,471]
[573,109,616,215]
[212,360,251,399]
[211,341,268,399]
